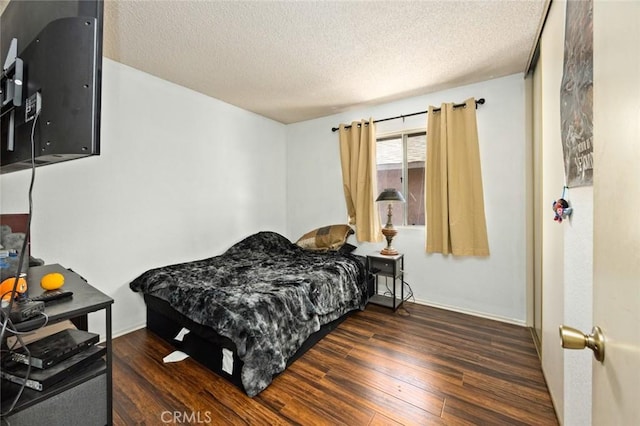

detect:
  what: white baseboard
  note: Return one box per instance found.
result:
[409,296,527,327]
[112,322,146,340]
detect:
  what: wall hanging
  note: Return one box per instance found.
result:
[560,0,593,187]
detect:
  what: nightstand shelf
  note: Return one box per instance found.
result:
[366,253,404,311]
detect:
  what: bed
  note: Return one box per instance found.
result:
[129,230,369,396]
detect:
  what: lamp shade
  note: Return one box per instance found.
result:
[376,188,406,203]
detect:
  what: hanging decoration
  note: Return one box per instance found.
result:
[552,186,573,223]
[560,0,593,187]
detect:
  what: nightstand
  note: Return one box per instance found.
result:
[366,253,404,311]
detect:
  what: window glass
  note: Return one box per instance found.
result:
[376,137,405,226]
[376,132,426,226]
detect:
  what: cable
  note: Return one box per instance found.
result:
[0,111,37,342]
[380,276,415,316]
[380,277,414,301]
[378,276,415,316]
[0,312,32,417]
[3,312,48,356]
[0,110,40,418]
[0,107,15,119]
[402,280,415,303]
[1,291,17,301]
[8,312,49,343]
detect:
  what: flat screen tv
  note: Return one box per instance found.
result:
[0,0,103,174]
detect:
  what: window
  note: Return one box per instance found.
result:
[376,131,426,226]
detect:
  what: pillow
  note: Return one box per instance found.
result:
[339,243,358,254]
[296,224,354,252]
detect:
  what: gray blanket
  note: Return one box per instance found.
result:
[130,231,367,396]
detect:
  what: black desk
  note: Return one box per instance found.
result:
[1,264,114,425]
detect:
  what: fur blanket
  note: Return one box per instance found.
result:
[130,231,367,396]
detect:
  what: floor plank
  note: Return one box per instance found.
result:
[112,302,558,425]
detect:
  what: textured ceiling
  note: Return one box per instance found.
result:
[2,0,549,124]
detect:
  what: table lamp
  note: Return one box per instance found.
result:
[376,188,405,256]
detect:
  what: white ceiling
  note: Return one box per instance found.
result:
[2,0,549,124]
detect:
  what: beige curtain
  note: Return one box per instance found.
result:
[426,98,489,256]
[338,120,383,242]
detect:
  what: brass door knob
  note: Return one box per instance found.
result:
[559,325,605,362]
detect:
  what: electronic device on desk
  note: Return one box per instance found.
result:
[1,298,44,323]
[30,289,73,305]
[9,328,99,369]
[1,345,105,391]
[0,271,72,322]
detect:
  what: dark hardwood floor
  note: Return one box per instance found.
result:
[112,302,558,425]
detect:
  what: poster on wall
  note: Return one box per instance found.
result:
[560,0,593,187]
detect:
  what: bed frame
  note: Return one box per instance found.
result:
[144,294,354,392]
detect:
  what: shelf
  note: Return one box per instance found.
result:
[368,294,403,309]
[1,359,106,412]
[0,264,113,425]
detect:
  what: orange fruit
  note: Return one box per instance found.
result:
[41,272,65,290]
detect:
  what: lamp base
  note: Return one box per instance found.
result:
[380,246,399,256]
[380,226,398,256]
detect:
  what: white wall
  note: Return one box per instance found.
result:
[0,59,287,339]
[286,74,529,324]
[538,0,594,424]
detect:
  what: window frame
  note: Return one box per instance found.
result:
[376,128,427,226]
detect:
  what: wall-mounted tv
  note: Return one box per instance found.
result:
[0,0,103,174]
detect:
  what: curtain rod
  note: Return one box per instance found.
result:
[331,97,485,132]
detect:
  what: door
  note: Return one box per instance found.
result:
[592,1,640,424]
